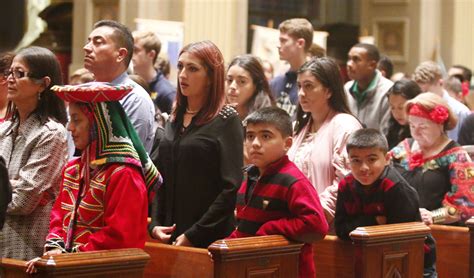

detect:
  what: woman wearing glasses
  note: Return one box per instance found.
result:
[0,46,68,259]
[0,52,14,122]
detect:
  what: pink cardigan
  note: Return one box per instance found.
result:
[288,111,362,223]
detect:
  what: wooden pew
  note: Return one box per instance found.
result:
[430,223,469,278]
[313,222,431,278]
[144,235,303,278]
[469,217,474,278]
[0,248,150,278]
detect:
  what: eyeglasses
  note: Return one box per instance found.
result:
[3,69,33,79]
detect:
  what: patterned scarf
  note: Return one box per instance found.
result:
[78,101,160,196]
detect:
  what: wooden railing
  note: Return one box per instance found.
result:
[2,218,472,277]
[0,248,149,278]
[144,235,303,278]
[314,222,430,278]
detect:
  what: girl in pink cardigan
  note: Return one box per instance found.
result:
[288,57,362,224]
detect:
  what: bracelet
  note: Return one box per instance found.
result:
[431,207,447,224]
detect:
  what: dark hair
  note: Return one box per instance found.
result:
[6,46,67,125]
[129,74,150,94]
[156,56,170,77]
[227,54,275,115]
[352,43,380,62]
[294,57,354,135]
[451,64,472,83]
[244,107,292,138]
[377,55,393,79]
[347,128,388,153]
[93,20,134,67]
[385,78,422,148]
[173,40,225,125]
[0,52,14,72]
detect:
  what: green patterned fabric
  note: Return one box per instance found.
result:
[80,101,160,194]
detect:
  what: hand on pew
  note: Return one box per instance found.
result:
[174,233,192,246]
[375,216,387,224]
[151,224,176,243]
[419,208,433,225]
[25,248,62,274]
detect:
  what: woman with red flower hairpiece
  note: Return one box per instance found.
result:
[390,92,474,226]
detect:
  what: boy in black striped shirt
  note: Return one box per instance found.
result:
[334,128,436,277]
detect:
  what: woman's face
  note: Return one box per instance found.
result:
[409,115,444,150]
[297,71,331,114]
[67,103,91,150]
[225,65,256,107]
[177,52,209,99]
[6,56,44,107]
[389,94,408,125]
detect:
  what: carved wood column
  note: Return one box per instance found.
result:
[209,235,303,278]
[350,222,430,278]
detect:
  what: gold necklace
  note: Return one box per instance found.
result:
[186,107,199,114]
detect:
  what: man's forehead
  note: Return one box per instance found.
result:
[89,25,115,40]
[349,47,367,57]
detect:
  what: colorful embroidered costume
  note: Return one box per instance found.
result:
[46,84,160,253]
[391,138,474,222]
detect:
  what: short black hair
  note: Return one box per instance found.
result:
[451,64,472,83]
[244,107,292,137]
[352,43,380,62]
[93,20,134,67]
[346,128,388,153]
[377,55,393,78]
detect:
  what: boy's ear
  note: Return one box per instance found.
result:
[384,152,391,165]
[284,136,293,152]
[147,49,157,61]
[296,38,306,49]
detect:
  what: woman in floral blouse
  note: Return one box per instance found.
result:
[390,92,474,225]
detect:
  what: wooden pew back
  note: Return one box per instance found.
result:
[313,222,431,278]
[144,235,303,278]
[430,224,470,278]
[0,248,149,278]
[144,241,213,278]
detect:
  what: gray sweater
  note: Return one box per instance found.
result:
[344,71,393,134]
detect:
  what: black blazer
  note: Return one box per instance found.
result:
[149,106,244,247]
[0,156,11,230]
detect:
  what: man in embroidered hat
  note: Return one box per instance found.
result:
[83,20,155,153]
[26,83,160,274]
[390,92,474,228]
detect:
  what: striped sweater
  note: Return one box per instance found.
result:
[229,156,328,278]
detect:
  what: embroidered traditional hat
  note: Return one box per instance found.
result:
[52,82,160,199]
[51,82,133,103]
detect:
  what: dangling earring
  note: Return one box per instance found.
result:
[38,93,41,100]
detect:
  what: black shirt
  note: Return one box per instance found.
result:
[149,106,243,247]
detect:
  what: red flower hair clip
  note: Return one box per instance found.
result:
[408,104,449,124]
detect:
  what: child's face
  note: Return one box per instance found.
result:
[245,123,292,173]
[388,94,408,125]
[348,147,390,186]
